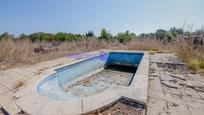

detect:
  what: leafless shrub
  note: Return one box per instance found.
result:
[172,38,204,70]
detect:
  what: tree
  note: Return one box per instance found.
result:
[139,33,149,38]
[27,32,83,42]
[166,32,174,42]
[155,29,168,40]
[85,31,94,37]
[99,28,113,41]
[55,32,70,41]
[0,32,14,40]
[19,33,29,40]
[169,27,184,37]
[54,32,82,41]
[115,31,136,43]
[155,29,173,43]
[28,32,55,42]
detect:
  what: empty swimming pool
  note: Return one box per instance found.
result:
[37,52,144,101]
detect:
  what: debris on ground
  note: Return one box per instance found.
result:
[85,98,145,115]
[34,42,60,53]
[63,65,136,97]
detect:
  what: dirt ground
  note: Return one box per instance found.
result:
[85,98,145,115]
[63,65,136,97]
[147,53,204,115]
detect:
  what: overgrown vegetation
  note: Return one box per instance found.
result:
[0,27,203,74]
[172,39,204,71]
[0,38,125,69]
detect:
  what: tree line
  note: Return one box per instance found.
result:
[0,27,186,43]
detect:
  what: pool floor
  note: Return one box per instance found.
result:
[63,65,136,97]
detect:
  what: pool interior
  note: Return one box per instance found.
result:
[63,64,137,97]
[37,52,144,101]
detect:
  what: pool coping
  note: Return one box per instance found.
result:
[14,50,149,114]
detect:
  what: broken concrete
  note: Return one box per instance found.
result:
[147,53,204,115]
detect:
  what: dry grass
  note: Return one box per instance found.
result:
[0,39,39,69]
[0,38,125,69]
[0,37,203,73]
[126,38,166,51]
[172,39,204,71]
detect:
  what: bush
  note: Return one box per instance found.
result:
[99,28,113,41]
[0,32,14,40]
[85,31,95,37]
[28,32,83,42]
[115,31,136,43]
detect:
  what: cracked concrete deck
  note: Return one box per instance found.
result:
[147,53,204,115]
[0,50,149,115]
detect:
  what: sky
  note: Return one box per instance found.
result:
[0,0,204,36]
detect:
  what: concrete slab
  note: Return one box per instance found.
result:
[147,53,204,115]
[15,92,49,114]
[37,100,82,115]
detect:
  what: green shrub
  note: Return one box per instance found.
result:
[115,31,136,43]
[99,28,113,41]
